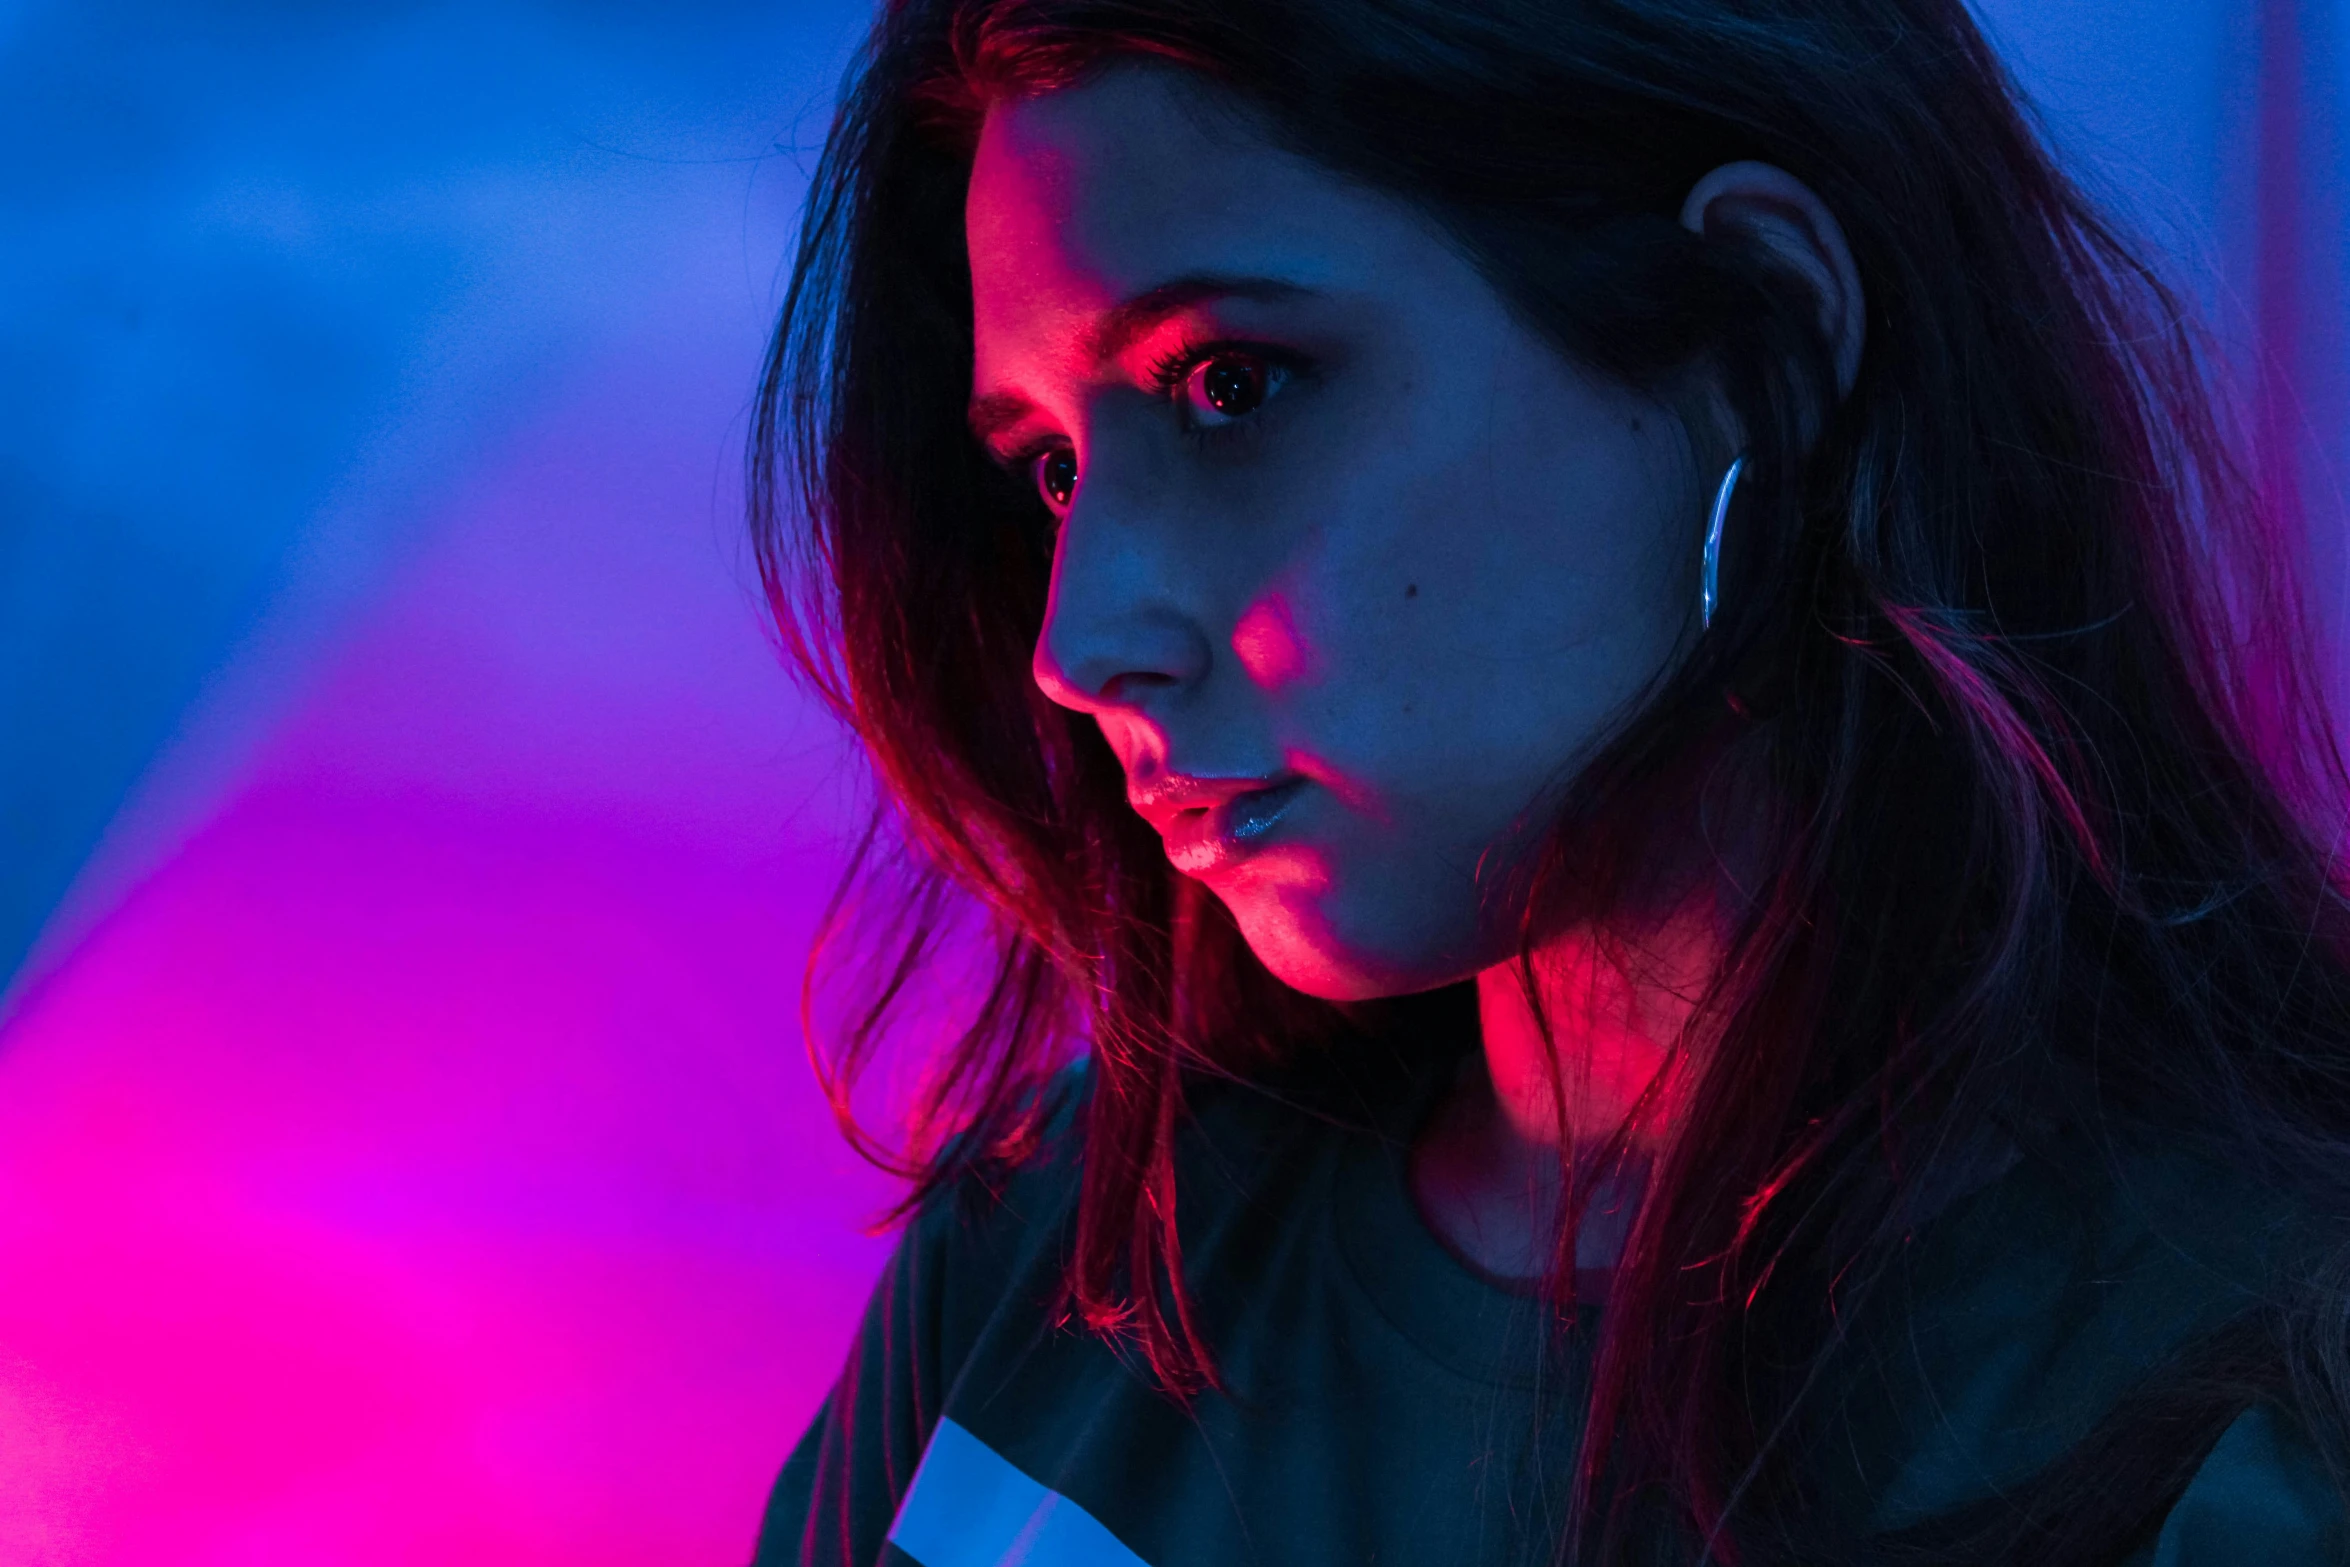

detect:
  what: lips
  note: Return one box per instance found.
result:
[1155,777,1308,877]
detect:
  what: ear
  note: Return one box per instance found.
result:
[1680,161,1866,400]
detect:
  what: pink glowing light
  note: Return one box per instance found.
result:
[0,343,894,1565]
[1231,594,1316,690]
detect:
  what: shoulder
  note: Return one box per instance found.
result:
[2130,1403,2346,1566]
[1833,1132,2330,1531]
[891,1058,1326,1310]
[894,1063,1095,1303]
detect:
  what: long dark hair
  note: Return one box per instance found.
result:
[751,0,2350,1559]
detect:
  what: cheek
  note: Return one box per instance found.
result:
[1191,351,1691,996]
[1231,594,1318,688]
[1332,411,1686,728]
[1243,390,1690,862]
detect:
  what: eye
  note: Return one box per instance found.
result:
[1033,446,1078,511]
[1179,352,1285,427]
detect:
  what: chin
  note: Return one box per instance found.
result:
[1218,881,1477,1003]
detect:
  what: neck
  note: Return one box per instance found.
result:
[1475,908,1717,1154]
[1409,904,1721,1282]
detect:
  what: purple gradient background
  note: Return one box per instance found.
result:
[0,3,2341,1562]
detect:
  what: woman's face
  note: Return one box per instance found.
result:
[966,66,1701,1001]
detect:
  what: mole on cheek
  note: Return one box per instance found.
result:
[1405,584,1419,599]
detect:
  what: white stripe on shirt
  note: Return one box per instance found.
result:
[886,1417,1154,1567]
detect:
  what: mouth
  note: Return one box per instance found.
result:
[1158,777,1309,877]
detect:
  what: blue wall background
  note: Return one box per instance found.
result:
[1,0,860,1001]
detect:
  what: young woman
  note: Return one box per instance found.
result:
[748,1,2350,1561]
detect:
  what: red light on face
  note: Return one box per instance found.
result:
[1231,594,1315,689]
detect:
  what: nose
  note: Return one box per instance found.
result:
[1030,495,1213,716]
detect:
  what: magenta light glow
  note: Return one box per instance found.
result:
[0,341,893,1564]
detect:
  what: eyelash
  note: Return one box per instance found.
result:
[993,336,1310,502]
[1146,335,1306,447]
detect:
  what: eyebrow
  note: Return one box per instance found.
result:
[967,272,1313,444]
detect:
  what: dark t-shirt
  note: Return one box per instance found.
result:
[753,1043,2343,1567]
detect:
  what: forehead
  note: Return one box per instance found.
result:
[964,67,1409,347]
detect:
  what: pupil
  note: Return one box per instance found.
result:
[1038,448,1077,508]
[1202,358,1264,416]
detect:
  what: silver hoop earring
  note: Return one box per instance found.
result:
[1700,454,1747,630]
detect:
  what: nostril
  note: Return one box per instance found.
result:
[1034,605,1214,713]
[1101,670,1178,704]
